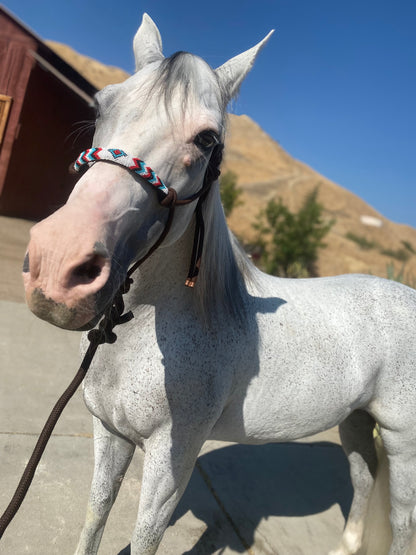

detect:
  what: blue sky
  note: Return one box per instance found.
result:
[3,0,416,227]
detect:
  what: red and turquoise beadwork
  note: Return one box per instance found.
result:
[74,148,169,196]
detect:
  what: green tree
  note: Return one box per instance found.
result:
[253,188,334,278]
[220,170,243,217]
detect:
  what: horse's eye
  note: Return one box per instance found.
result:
[194,130,219,151]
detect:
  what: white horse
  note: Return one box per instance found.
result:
[23,13,416,555]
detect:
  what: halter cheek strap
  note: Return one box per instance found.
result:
[73,145,224,286]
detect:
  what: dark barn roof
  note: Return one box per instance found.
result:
[0,6,98,220]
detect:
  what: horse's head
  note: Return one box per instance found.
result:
[23,14,273,330]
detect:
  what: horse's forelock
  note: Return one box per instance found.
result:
[148,51,228,123]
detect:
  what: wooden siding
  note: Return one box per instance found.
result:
[0,8,97,220]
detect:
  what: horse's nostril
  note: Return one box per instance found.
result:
[73,257,104,284]
[23,253,30,273]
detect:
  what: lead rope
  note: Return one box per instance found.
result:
[0,145,223,539]
[0,190,178,540]
[0,338,99,539]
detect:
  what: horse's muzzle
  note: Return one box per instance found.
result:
[25,287,98,331]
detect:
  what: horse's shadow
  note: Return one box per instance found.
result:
[118,440,352,554]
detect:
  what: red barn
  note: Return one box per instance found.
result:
[0,6,97,220]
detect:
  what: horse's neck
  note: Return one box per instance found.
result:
[127,217,197,308]
[126,197,253,325]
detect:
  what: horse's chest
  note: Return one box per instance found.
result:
[82,345,170,443]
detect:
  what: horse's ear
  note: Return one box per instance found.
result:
[133,13,164,72]
[215,30,274,102]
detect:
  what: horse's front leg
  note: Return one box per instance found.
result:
[130,430,204,555]
[75,417,135,555]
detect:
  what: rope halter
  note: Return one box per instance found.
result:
[73,145,223,286]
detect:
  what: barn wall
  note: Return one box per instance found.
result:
[0,13,36,196]
[0,61,95,220]
[0,8,96,221]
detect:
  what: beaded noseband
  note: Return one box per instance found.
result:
[74,148,169,198]
[73,145,223,286]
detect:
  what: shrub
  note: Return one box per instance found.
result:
[401,240,416,255]
[345,232,378,250]
[380,248,409,263]
[253,188,334,278]
[220,170,243,217]
[386,263,416,288]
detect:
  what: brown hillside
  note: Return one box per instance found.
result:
[47,40,416,281]
[223,115,416,279]
[46,41,130,89]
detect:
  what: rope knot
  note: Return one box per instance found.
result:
[160,187,177,207]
